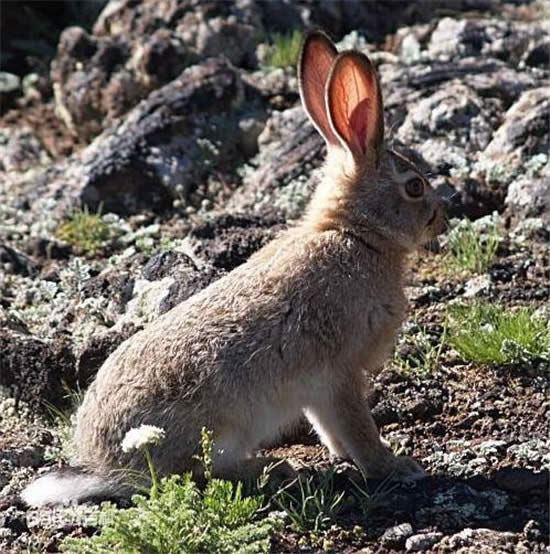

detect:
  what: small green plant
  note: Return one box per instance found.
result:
[268,467,347,533]
[447,302,550,364]
[56,206,115,255]
[43,383,83,462]
[62,427,279,554]
[348,473,397,520]
[264,30,303,69]
[393,321,446,376]
[446,218,499,274]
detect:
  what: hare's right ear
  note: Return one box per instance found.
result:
[298,31,339,147]
[326,51,384,165]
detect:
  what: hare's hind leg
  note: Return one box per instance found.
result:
[304,380,424,482]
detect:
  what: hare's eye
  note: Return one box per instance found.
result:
[405,177,424,198]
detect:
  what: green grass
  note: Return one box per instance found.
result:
[446,218,499,274]
[264,30,303,69]
[56,206,114,255]
[268,467,347,534]
[62,429,280,554]
[447,302,550,365]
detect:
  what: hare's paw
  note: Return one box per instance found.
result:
[391,455,425,483]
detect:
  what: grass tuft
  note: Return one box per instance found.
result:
[446,218,499,274]
[56,206,114,255]
[268,467,347,534]
[447,302,550,365]
[264,30,303,69]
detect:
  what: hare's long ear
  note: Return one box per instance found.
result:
[326,51,384,164]
[298,31,339,147]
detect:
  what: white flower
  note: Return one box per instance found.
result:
[121,425,166,453]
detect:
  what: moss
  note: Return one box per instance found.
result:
[56,207,115,255]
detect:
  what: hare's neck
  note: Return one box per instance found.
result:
[303,186,408,263]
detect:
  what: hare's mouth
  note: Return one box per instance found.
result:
[426,210,437,227]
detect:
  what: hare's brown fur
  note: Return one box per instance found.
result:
[22,31,446,507]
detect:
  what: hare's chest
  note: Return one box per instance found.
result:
[357,301,405,372]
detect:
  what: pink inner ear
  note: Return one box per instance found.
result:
[349,98,370,154]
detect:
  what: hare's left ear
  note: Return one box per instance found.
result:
[298,31,339,147]
[325,51,384,164]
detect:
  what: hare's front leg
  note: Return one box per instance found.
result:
[304,379,424,482]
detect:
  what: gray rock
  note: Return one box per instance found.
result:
[405,531,443,551]
[398,82,489,149]
[428,18,488,61]
[380,522,414,548]
[228,106,324,219]
[444,527,517,550]
[0,128,51,173]
[484,87,550,161]
[505,174,550,221]
[25,58,245,218]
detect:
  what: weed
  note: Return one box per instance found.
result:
[56,206,115,255]
[61,428,280,554]
[447,302,550,364]
[268,467,347,533]
[264,30,303,69]
[348,472,397,520]
[393,320,447,376]
[446,217,499,274]
[43,383,83,462]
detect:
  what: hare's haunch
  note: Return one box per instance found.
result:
[22,31,447,507]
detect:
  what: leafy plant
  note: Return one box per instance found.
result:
[447,302,550,364]
[446,217,499,274]
[56,206,115,255]
[62,428,280,554]
[393,321,446,376]
[264,30,303,69]
[268,467,347,533]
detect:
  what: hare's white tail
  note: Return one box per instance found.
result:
[21,467,117,507]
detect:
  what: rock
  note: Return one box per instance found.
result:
[494,467,549,494]
[444,527,517,550]
[523,520,542,541]
[505,174,550,221]
[380,523,414,548]
[463,275,492,297]
[73,324,139,384]
[405,531,443,551]
[25,57,245,218]
[0,72,21,114]
[428,17,548,64]
[228,106,324,219]
[0,446,44,469]
[523,39,550,69]
[0,127,51,173]
[0,329,76,410]
[484,87,550,161]
[186,213,285,270]
[428,18,488,61]
[0,244,40,277]
[398,82,489,149]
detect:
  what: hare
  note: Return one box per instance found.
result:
[22,31,447,507]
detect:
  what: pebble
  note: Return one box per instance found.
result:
[380,522,413,548]
[406,532,443,551]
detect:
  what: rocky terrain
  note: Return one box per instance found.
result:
[0,0,549,552]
